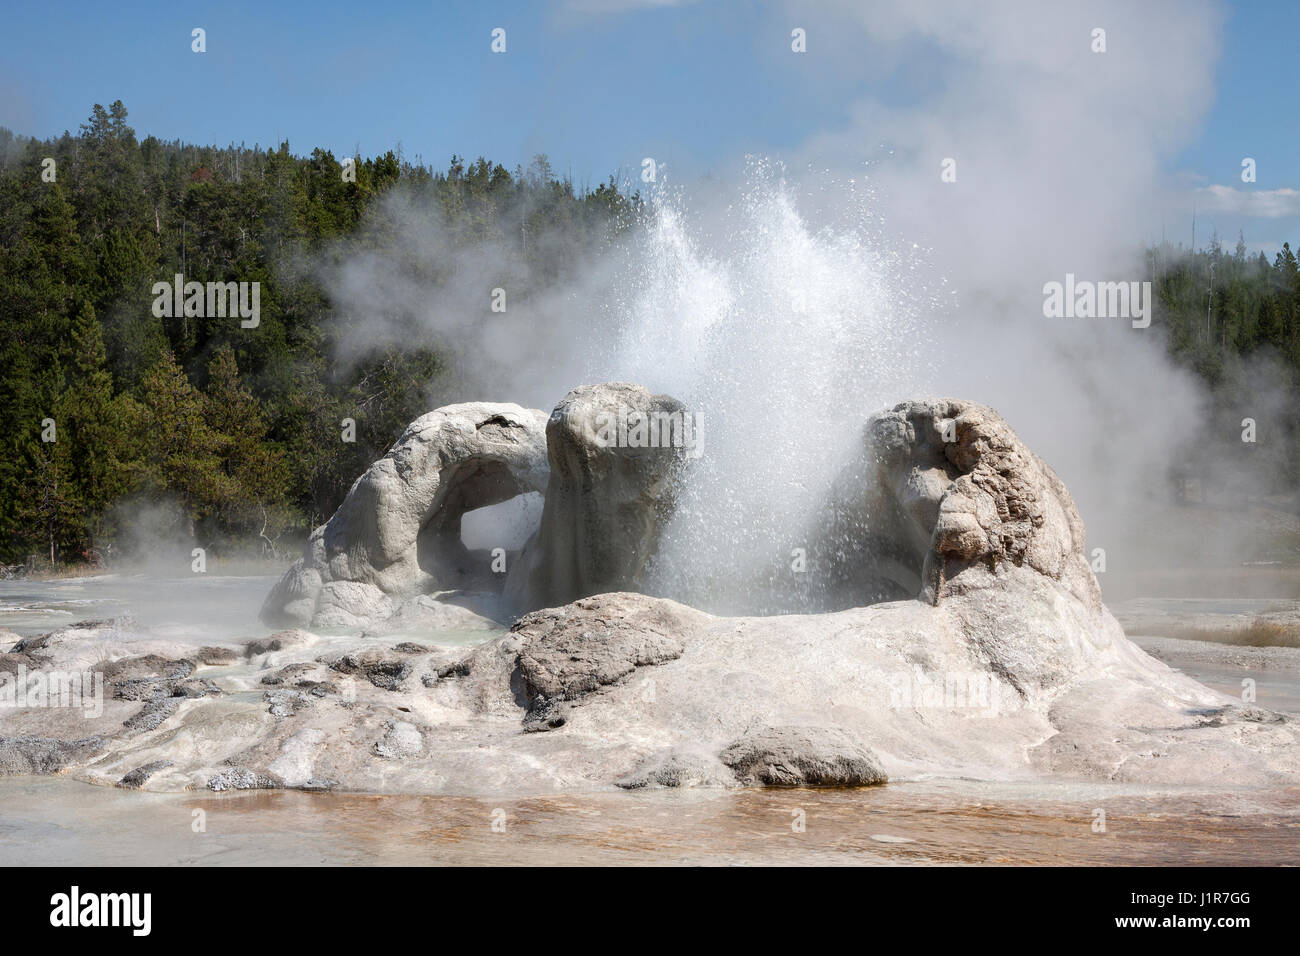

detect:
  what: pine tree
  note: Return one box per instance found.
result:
[204,346,290,533]
[18,440,79,565]
[129,350,230,531]
[54,301,132,555]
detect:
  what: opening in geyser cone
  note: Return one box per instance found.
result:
[411,461,545,595]
[457,492,544,588]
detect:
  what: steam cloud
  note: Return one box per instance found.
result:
[317,0,1275,607]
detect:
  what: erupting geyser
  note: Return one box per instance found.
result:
[5,391,1297,795]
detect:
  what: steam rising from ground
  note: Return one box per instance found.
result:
[321,158,1254,610]
[318,0,1283,609]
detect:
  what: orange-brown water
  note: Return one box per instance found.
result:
[2,778,1295,866]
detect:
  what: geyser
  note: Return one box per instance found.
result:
[6,394,1297,795]
[323,162,936,615]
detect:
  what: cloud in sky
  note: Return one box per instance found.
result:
[1197,185,1300,219]
[780,0,1223,270]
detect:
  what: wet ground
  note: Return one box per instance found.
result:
[0,573,278,642]
[1,776,1295,866]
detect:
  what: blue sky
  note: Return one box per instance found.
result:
[0,1,842,180]
[1168,0,1300,254]
[2,0,1296,253]
[1175,2,1300,190]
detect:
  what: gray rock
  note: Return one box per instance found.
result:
[117,759,174,789]
[260,662,318,686]
[0,735,105,775]
[265,690,314,718]
[10,633,54,654]
[514,592,689,699]
[328,649,411,691]
[521,694,568,733]
[196,646,239,665]
[720,726,888,787]
[122,699,180,734]
[244,629,314,659]
[207,767,281,792]
[436,659,471,679]
[103,654,218,708]
[505,383,690,611]
[101,654,195,690]
[171,678,221,699]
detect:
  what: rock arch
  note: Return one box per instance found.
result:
[261,403,548,629]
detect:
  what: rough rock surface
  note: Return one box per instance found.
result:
[820,398,1096,612]
[720,726,887,787]
[514,599,689,699]
[0,735,105,775]
[117,759,173,789]
[2,398,1297,797]
[505,384,691,611]
[261,402,548,629]
[4,584,1295,795]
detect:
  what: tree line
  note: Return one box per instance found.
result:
[0,102,638,566]
[1151,233,1300,498]
[1,102,1296,567]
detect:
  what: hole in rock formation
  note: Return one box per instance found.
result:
[416,462,540,593]
[455,492,544,590]
[258,403,549,629]
[460,492,544,553]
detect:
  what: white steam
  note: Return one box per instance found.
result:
[318,0,1273,607]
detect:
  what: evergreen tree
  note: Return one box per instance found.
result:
[204,346,290,534]
[54,301,132,554]
[129,350,229,532]
[0,103,639,564]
